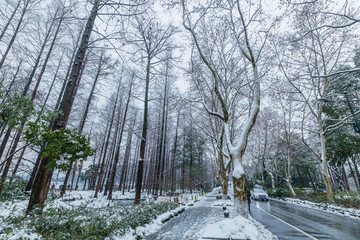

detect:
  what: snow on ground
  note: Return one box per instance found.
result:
[0,200,42,240]
[199,192,277,240]
[1,188,277,240]
[200,215,276,240]
[119,187,277,240]
[274,197,360,219]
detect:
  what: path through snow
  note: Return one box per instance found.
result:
[143,188,277,240]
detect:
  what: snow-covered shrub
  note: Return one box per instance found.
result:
[1,200,178,239]
[334,192,360,209]
[0,177,28,202]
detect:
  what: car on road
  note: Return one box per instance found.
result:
[250,188,269,201]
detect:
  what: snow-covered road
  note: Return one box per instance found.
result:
[145,192,224,239]
[251,199,360,239]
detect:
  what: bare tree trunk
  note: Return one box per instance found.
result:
[181,133,185,193]
[147,137,157,193]
[159,88,169,196]
[75,163,82,190]
[189,121,193,194]
[108,80,133,200]
[134,57,151,205]
[348,160,359,190]
[351,157,360,187]
[83,177,87,190]
[0,0,32,69]
[342,165,350,191]
[171,111,180,194]
[306,166,316,190]
[26,0,100,214]
[130,156,138,191]
[319,131,334,202]
[92,125,108,190]
[94,81,121,198]
[0,0,21,42]
[54,26,84,112]
[121,120,135,194]
[153,115,162,196]
[129,140,140,191]
[0,128,12,194]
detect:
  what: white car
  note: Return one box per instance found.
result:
[250,188,269,201]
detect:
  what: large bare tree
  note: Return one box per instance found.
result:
[181,0,268,217]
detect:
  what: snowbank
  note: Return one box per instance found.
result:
[201,215,277,240]
[276,198,360,219]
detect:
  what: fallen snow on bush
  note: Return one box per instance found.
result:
[0,190,179,240]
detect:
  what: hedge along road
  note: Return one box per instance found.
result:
[250,199,360,240]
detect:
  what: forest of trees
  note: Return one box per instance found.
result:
[0,0,360,219]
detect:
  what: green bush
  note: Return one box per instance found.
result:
[291,189,360,209]
[0,177,28,201]
[267,188,292,198]
[334,194,360,209]
[25,201,179,239]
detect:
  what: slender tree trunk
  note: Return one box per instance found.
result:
[108,81,132,199]
[0,58,23,107]
[171,111,180,194]
[296,165,305,187]
[351,157,360,187]
[83,177,87,190]
[54,26,83,112]
[153,117,162,196]
[319,131,334,202]
[130,154,138,191]
[342,165,350,191]
[189,122,193,194]
[306,166,316,190]
[31,17,63,101]
[348,160,359,190]
[121,122,134,194]
[0,0,31,69]
[129,140,139,191]
[75,163,82,190]
[0,0,21,42]
[94,82,121,198]
[181,133,185,193]
[0,128,12,194]
[92,126,108,190]
[159,88,169,196]
[134,57,151,205]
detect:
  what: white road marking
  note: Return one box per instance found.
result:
[255,205,319,240]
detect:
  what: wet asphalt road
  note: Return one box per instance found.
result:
[146,191,360,240]
[251,199,360,240]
